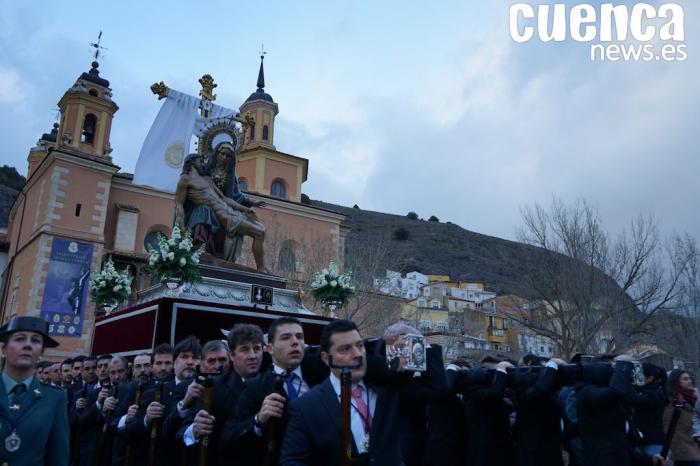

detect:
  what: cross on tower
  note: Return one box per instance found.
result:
[90,31,108,61]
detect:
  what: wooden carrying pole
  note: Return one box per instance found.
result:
[329,355,361,466]
[261,373,287,466]
[93,383,119,466]
[71,384,89,466]
[661,405,682,459]
[123,381,145,466]
[148,381,165,466]
[198,368,219,466]
[339,369,352,466]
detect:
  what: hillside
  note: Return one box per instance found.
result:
[0,166,25,229]
[310,200,534,295]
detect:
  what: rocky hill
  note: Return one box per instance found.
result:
[310,200,534,295]
[0,166,25,229]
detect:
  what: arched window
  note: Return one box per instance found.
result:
[143,228,168,253]
[88,88,99,97]
[249,123,255,141]
[238,178,248,191]
[270,180,286,198]
[81,114,97,144]
[278,243,296,274]
[262,125,269,141]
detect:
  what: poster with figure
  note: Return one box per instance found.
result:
[40,238,94,337]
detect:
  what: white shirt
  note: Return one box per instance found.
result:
[329,373,377,454]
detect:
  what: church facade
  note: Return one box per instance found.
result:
[1,59,346,359]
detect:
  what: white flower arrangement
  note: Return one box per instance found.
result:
[311,259,355,306]
[146,226,205,284]
[90,257,131,310]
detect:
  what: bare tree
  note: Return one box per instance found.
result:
[608,225,693,349]
[658,234,700,368]
[514,197,694,360]
[338,230,408,336]
[683,235,700,365]
[515,198,612,358]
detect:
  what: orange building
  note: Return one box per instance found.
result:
[1,59,346,359]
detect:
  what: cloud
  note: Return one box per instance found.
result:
[0,67,28,103]
[277,68,368,139]
[350,1,700,241]
[0,0,696,245]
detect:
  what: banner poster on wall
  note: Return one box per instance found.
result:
[40,238,94,337]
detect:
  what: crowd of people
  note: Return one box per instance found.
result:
[1,314,699,466]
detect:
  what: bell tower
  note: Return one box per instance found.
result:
[239,53,279,151]
[56,59,118,160]
[234,53,307,202]
[1,40,120,354]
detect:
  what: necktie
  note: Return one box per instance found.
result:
[351,385,372,434]
[9,383,26,408]
[285,374,298,400]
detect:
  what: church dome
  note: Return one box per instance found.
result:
[245,90,274,104]
[79,61,110,88]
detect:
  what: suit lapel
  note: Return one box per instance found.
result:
[232,373,244,400]
[263,370,277,395]
[226,372,241,393]
[318,378,341,432]
[366,382,387,438]
[220,372,242,408]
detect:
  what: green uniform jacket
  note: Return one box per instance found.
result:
[0,375,69,466]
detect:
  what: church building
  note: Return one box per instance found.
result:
[1,58,346,359]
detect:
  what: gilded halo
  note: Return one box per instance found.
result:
[198,117,241,156]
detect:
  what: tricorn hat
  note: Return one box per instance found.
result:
[0,316,60,348]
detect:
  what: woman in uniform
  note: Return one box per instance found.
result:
[0,316,68,466]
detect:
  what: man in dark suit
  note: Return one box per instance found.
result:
[180,324,265,466]
[95,354,113,388]
[452,357,515,466]
[90,356,129,466]
[61,358,74,388]
[69,355,90,396]
[0,316,69,466]
[198,339,232,375]
[425,360,469,466]
[110,352,153,466]
[219,317,319,465]
[117,346,172,466]
[512,358,566,466]
[123,337,201,466]
[71,355,86,385]
[69,355,97,466]
[280,319,446,466]
[575,355,665,466]
[72,355,112,466]
[59,358,74,415]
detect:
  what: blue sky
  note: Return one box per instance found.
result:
[1,1,698,242]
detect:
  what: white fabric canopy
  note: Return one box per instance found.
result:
[133,90,236,192]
